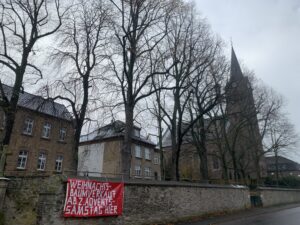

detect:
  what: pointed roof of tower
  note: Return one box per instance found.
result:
[230,47,244,81]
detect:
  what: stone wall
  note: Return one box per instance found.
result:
[3,176,250,225]
[5,176,300,225]
[122,181,250,225]
[259,187,300,207]
[3,176,65,225]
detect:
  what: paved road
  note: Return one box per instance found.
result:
[179,204,300,225]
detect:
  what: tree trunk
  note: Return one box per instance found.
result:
[0,70,24,175]
[231,150,239,181]
[123,104,134,180]
[221,154,229,183]
[275,150,279,186]
[175,140,181,181]
[198,117,209,182]
[170,128,177,180]
[157,112,164,180]
[197,147,209,182]
[73,124,82,174]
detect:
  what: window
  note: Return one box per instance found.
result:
[55,155,63,172]
[144,167,152,178]
[145,148,151,160]
[134,128,140,137]
[212,156,220,170]
[37,152,46,171]
[134,165,141,176]
[59,128,66,141]
[154,154,160,165]
[135,145,142,158]
[42,122,51,138]
[17,151,28,169]
[23,118,34,135]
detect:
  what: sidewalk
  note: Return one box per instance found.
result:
[176,203,300,225]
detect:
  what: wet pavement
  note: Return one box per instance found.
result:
[178,204,300,225]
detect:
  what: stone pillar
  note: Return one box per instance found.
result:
[0,177,9,210]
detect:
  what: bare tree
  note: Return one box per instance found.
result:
[187,58,228,182]
[107,0,174,179]
[43,0,109,170]
[264,113,298,184]
[157,2,224,181]
[0,0,64,175]
[206,104,231,182]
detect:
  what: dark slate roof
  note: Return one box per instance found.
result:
[265,156,300,165]
[230,47,244,81]
[1,84,72,121]
[80,120,155,146]
[266,156,300,172]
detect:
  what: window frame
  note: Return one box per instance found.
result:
[135,145,142,158]
[59,127,67,141]
[134,165,141,177]
[22,118,34,135]
[144,148,151,160]
[37,152,47,171]
[42,122,51,139]
[55,155,63,172]
[144,167,152,178]
[154,154,160,165]
[17,150,28,169]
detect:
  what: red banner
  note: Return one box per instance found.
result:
[63,178,124,217]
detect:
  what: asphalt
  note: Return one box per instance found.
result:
[177,203,300,225]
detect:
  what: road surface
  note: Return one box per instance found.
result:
[179,204,300,225]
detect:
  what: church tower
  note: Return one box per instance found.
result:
[225,48,266,181]
[226,47,255,117]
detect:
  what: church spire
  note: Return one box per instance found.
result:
[230,47,244,80]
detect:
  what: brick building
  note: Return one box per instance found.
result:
[0,85,75,176]
[78,120,161,180]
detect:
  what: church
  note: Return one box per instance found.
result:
[162,48,267,183]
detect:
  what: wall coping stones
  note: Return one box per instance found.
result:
[258,187,300,192]
[124,180,248,189]
[63,175,248,190]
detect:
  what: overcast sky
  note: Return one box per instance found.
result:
[195,0,300,159]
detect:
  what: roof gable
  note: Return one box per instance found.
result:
[1,84,72,121]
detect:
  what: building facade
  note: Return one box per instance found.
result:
[0,85,75,176]
[78,120,161,180]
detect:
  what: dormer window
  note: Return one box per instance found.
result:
[134,128,140,137]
